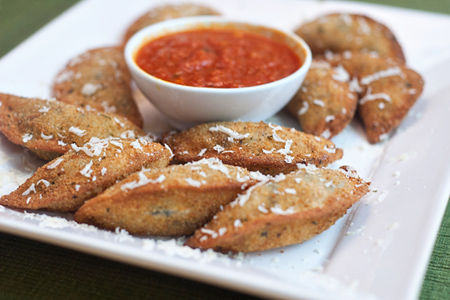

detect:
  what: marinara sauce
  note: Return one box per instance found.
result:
[135,29,301,88]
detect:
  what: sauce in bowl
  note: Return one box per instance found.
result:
[135,29,302,88]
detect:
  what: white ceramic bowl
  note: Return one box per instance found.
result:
[125,16,312,129]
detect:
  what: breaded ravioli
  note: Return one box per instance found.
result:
[53,47,143,127]
[123,4,221,43]
[0,138,171,212]
[287,59,358,139]
[0,93,145,161]
[295,13,405,62]
[185,165,370,253]
[325,52,424,143]
[74,158,263,236]
[162,121,343,176]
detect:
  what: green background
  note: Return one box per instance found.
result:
[1,0,449,299]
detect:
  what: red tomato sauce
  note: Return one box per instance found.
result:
[135,29,301,88]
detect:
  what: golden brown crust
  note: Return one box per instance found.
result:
[53,47,143,127]
[74,158,260,235]
[287,60,358,138]
[185,165,370,253]
[0,93,145,160]
[162,121,343,176]
[123,4,221,44]
[325,52,424,143]
[0,139,171,212]
[295,13,405,62]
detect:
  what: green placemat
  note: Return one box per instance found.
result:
[346,0,450,15]
[0,232,260,300]
[420,204,450,300]
[0,1,449,300]
[0,0,78,57]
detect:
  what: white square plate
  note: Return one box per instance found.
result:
[1,1,450,299]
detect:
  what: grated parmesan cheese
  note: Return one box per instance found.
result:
[360,67,403,85]
[324,145,336,154]
[325,115,335,123]
[55,70,74,83]
[258,203,269,213]
[277,139,294,163]
[106,141,123,150]
[197,148,207,156]
[164,144,174,158]
[321,129,331,139]
[213,145,225,153]
[357,17,371,34]
[130,140,142,150]
[346,225,366,236]
[47,157,64,169]
[298,101,309,116]
[80,160,94,178]
[359,87,392,105]
[387,222,400,230]
[120,130,136,139]
[349,77,363,93]
[38,106,51,113]
[102,101,117,113]
[209,125,250,142]
[36,179,50,188]
[22,183,36,196]
[270,204,296,215]
[69,126,86,137]
[81,83,102,96]
[22,133,33,143]
[121,172,166,191]
[343,51,352,59]
[185,178,201,187]
[234,182,264,207]
[332,65,350,82]
[313,99,325,107]
[71,137,109,157]
[234,219,243,228]
[340,13,352,25]
[310,60,331,69]
[218,227,227,236]
[113,117,125,127]
[285,188,296,195]
[41,132,53,140]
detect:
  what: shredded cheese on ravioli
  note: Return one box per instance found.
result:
[209,125,250,142]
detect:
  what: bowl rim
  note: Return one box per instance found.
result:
[124,16,312,94]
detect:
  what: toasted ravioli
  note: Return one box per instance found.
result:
[0,93,145,160]
[123,4,220,43]
[287,60,358,138]
[295,13,405,62]
[74,158,262,236]
[0,138,171,212]
[185,165,370,253]
[162,121,343,175]
[326,52,424,143]
[53,47,143,127]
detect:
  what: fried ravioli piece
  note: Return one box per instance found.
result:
[326,52,424,143]
[287,59,358,139]
[0,93,145,160]
[162,121,343,176]
[53,47,143,127]
[123,4,221,43]
[74,158,262,236]
[185,165,370,253]
[295,13,405,62]
[0,138,171,212]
